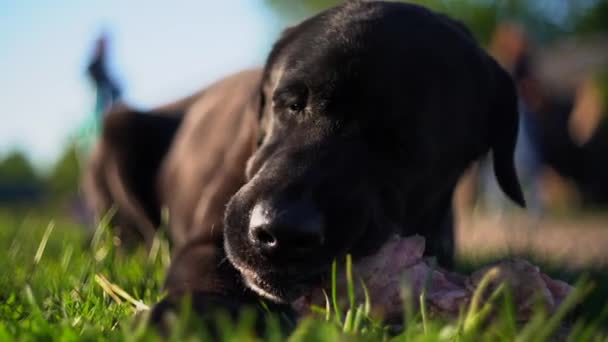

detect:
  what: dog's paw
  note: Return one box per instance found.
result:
[149,292,297,338]
[149,293,246,337]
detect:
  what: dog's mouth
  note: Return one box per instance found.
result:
[226,239,389,304]
[241,270,325,303]
[230,236,397,305]
[230,259,327,303]
[223,238,327,303]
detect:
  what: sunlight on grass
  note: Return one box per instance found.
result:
[0,209,606,341]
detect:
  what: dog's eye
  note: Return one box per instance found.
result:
[273,82,308,114]
[288,101,305,113]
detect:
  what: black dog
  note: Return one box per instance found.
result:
[85,0,525,326]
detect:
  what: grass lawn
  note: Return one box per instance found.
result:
[1,208,607,341]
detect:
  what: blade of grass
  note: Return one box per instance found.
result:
[95,274,149,311]
[346,254,356,312]
[60,245,74,271]
[94,274,123,304]
[400,274,415,339]
[34,221,55,265]
[515,309,549,342]
[465,282,507,333]
[359,278,371,317]
[516,277,593,342]
[331,259,343,325]
[23,284,50,332]
[420,286,428,335]
[464,266,500,332]
[343,309,354,333]
[322,289,331,322]
[147,233,161,264]
[420,257,436,335]
[570,304,608,341]
[533,278,594,341]
[90,206,116,251]
[353,304,365,333]
[500,282,517,337]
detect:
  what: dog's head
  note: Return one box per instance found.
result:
[224,2,525,303]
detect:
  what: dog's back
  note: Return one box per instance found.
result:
[83,69,262,247]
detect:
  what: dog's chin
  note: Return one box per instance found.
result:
[238,268,315,303]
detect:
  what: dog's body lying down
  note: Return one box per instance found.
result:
[85,1,532,325]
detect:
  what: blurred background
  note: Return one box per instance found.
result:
[1,0,608,270]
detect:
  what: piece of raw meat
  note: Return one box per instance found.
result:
[292,235,573,323]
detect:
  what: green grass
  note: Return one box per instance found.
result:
[1,208,607,341]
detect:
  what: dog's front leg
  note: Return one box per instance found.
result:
[149,240,295,336]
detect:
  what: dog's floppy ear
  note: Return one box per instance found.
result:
[488,59,526,208]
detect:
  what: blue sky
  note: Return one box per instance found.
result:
[0,0,284,169]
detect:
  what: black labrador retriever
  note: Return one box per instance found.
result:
[84,0,525,326]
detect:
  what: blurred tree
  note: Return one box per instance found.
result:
[46,143,81,200]
[576,0,608,34]
[0,150,40,184]
[0,151,43,204]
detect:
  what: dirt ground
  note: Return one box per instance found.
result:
[455,210,608,269]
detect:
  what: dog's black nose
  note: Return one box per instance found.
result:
[249,201,324,255]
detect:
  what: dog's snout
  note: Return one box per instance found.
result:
[249,201,324,255]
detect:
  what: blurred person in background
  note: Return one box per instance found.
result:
[75,34,124,161]
[87,33,122,121]
[71,33,125,226]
